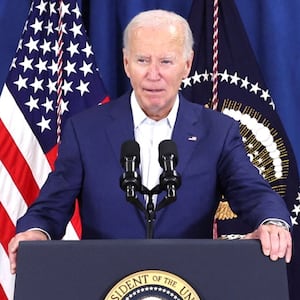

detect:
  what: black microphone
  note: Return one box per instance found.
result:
[157,140,181,210]
[120,140,143,209]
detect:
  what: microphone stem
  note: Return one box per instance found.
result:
[146,191,156,239]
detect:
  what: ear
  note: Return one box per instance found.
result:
[122,48,130,78]
[183,50,194,78]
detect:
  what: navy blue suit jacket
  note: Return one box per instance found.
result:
[17,93,291,239]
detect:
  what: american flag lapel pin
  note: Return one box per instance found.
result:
[188,136,197,141]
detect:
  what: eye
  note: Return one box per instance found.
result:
[137,57,149,64]
[161,59,173,65]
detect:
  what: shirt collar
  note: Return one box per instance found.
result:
[130,91,179,130]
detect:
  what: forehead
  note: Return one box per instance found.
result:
[129,24,185,53]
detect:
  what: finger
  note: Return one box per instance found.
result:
[9,253,17,274]
[277,231,288,258]
[277,230,292,263]
[8,237,19,274]
[267,226,292,262]
[268,229,280,261]
[285,239,292,263]
[259,227,272,257]
[243,226,272,257]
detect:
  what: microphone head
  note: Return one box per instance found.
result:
[158,140,178,167]
[120,140,140,167]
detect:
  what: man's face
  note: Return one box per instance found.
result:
[123,24,193,120]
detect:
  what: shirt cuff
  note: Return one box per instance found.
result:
[261,218,290,231]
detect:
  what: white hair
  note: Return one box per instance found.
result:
[123,9,194,59]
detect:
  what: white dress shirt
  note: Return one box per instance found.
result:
[130,91,178,206]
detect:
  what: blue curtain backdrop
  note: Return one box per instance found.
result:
[0,0,299,299]
[0,0,299,172]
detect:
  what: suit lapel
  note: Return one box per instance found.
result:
[172,96,205,175]
[105,93,135,163]
[105,93,206,178]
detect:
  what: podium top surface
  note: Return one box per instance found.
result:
[15,239,289,300]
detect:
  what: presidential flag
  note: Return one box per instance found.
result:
[181,0,300,298]
[0,0,108,299]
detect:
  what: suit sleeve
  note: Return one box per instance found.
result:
[217,120,291,228]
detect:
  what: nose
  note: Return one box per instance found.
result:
[146,62,161,80]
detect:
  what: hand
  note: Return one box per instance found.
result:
[8,230,48,274]
[244,224,292,263]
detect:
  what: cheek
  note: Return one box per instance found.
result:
[167,71,185,86]
[127,72,144,91]
[129,70,142,83]
[126,65,144,81]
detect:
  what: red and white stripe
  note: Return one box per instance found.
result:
[0,58,79,300]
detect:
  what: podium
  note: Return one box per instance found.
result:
[14,239,289,300]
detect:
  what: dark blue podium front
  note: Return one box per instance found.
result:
[14,239,289,300]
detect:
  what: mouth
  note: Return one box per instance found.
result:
[143,88,164,94]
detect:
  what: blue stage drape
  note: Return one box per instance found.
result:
[0,2,299,299]
[235,0,300,178]
[1,0,298,171]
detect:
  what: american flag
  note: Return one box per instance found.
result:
[0,0,108,299]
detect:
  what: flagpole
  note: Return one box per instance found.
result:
[212,0,219,239]
[57,0,64,144]
[212,0,219,111]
